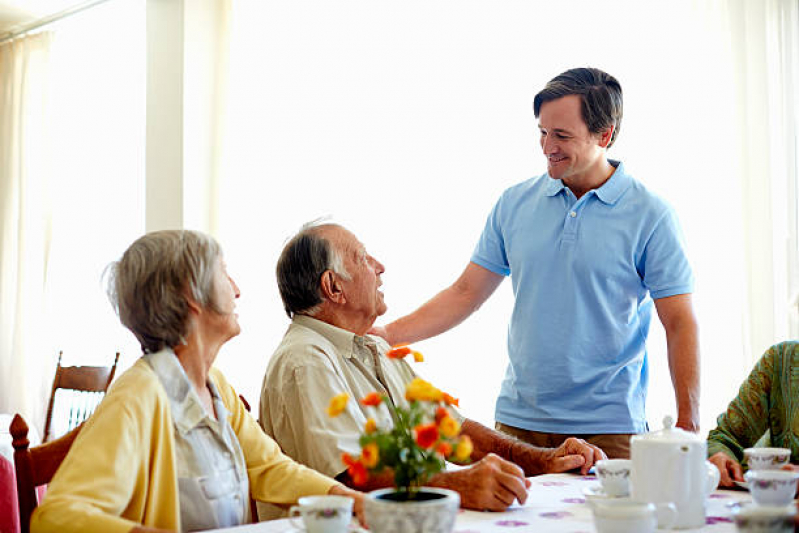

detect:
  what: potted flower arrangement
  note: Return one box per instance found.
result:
[326,344,471,533]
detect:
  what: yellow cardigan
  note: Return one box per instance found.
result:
[31,357,338,532]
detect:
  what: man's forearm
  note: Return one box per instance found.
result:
[384,263,503,345]
[460,419,545,476]
[667,321,700,431]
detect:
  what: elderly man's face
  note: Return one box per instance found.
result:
[331,227,387,326]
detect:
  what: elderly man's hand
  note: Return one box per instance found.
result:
[542,437,606,475]
[709,451,744,487]
[432,454,531,511]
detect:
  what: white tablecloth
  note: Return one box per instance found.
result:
[208,473,754,532]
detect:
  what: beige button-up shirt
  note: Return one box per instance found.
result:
[260,315,426,479]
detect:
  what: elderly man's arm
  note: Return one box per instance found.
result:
[459,419,606,476]
[654,293,700,433]
[371,262,503,346]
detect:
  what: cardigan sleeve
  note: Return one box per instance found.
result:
[211,369,339,505]
[706,346,778,463]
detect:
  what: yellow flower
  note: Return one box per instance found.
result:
[326,392,349,417]
[454,435,473,461]
[364,418,377,434]
[412,350,424,362]
[361,442,379,468]
[405,378,443,402]
[438,415,460,438]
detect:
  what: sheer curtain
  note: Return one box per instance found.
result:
[0,0,145,436]
[0,31,55,429]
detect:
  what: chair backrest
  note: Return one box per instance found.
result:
[43,351,120,442]
[11,414,82,533]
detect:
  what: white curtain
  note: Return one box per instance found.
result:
[0,32,56,431]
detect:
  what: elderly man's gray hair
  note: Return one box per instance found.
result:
[276,221,350,318]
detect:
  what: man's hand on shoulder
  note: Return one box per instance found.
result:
[431,454,531,511]
[541,437,606,475]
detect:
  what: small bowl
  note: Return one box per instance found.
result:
[744,470,799,506]
[744,447,791,471]
[733,503,796,533]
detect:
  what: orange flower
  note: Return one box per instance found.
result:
[436,441,453,458]
[361,442,379,468]
[405,378,443,402]
[364,418,377,434]
[454,435,473,461]
[360,392,384,407]
[442,392,460,407]
[391,342,409,348]
[412,350,424,362]
[438,415,460,438]
[387,346,412,359]
[414,422,439,449]
[435,406,450,424]
[326,393,349,417]
[342,452,368,486]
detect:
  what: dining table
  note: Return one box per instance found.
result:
[208,472,754,533]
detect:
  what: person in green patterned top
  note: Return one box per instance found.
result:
[707,341,799,487]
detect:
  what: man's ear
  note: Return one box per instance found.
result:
[598,125,614,148]
[320,270,345,304]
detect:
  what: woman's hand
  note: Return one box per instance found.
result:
[329,484,366,528]
[708,451,743,487]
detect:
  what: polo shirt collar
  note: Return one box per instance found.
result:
[292,314,377,359]
[544,159,631,205]
[145,348,226,435]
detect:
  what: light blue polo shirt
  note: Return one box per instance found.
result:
[472,161,693,434]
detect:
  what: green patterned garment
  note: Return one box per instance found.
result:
[707,341,799,465]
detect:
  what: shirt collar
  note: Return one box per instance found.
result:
[145,348,224,435]
[292,314,379,359]
[545,159,631,205]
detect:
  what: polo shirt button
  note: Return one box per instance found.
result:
[569,211,577,218]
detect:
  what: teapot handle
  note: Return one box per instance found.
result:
[705,460,720,495]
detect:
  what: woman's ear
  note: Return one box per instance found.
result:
[320,270,345,304]
[185,294,203,315]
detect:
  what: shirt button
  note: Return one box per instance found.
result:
[569,211,577,218]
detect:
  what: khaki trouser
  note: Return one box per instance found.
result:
[495,422,634,459]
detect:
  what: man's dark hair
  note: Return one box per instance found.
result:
[533,67,623,148]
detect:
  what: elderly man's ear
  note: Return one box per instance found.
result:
[321,270,346,304]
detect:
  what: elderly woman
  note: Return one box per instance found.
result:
[32,230,362,532]
[707,341,799,487]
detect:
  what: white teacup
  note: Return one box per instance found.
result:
[733,503,796,533]
[288,495,354,533]
[595,459,632,497]
[745,470,799,507]
[744,448,791,471]
[591,499,676,533]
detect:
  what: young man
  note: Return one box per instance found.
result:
[371,67,699,458]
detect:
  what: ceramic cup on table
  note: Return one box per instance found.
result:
[733,503,796,533]
[591,499,676,533]
[595,459,632,497]
[288,495,354,533]
[744,448,791,471]
[744,470,799,507]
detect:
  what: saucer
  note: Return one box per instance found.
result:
[582,484,629,505]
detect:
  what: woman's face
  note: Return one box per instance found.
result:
[203,255,241,343]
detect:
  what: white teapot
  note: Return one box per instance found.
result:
[630,416,720,529]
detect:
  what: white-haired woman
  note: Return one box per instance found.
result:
[32,230,362,533]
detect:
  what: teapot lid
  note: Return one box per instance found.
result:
[633,415,702,443]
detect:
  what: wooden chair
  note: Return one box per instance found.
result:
[43,351,120,442]
[10,414,83,533]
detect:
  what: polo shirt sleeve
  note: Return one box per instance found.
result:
[471,193,511,277]
[640,206,694,299]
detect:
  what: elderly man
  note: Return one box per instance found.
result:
[259,222,605,515]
